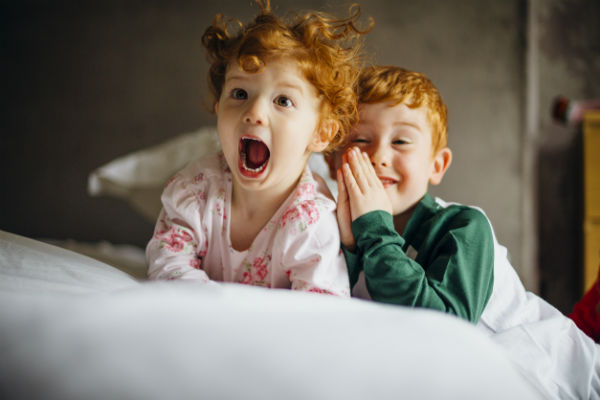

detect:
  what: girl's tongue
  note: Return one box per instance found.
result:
[246,139,269,169]
[239,137,270,176]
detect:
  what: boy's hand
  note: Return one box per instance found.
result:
[336,168,356,251]
[341,147,393,220]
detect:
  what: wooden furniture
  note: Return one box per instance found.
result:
[584,112,600,291]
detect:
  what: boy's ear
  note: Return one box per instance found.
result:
[429,147,452,185]
[308,119,339,152]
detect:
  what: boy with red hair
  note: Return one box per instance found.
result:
[328,65,599,398]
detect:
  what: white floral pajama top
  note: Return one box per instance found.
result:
[146,153,350,296]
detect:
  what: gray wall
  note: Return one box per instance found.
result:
[2,0,598,312]
[360,1,528,288]
[534,0,600,311]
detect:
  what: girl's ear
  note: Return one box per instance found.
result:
[429,147,452,185]
[308,119,339,152]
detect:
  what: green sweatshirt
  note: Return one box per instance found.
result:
[343,193,494,323]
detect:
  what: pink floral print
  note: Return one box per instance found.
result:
[147,154,349,296]
[189,258,201,269]
[241,255,272,287]
[155,226,194,253]
[280,201,320,232]
[307,287,334,295]
[189,238,209,270]
[295,181,316,201]
[196,190,208,202]
[164,173,180,189]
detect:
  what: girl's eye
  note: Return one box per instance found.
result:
[351,138,369,144]
[393,139,410,145]
[231,88,247,100]
[275,96,293,108]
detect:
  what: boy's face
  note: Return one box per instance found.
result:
[215,57,327,196]
[338,101,447,216]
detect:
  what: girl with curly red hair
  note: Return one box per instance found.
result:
[146,0,371,295]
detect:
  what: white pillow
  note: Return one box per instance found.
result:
[0,230,544,399]
[0,230,139,294]
[0,270,541,399]
[88,127,221,221]
[88,127,337,222]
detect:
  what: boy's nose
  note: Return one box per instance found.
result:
[371,159,389,168]
[370,147,390,168]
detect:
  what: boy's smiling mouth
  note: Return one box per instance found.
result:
[377,176,398,188]
[238,136,270,178]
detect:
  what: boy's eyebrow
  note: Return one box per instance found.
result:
[393,121,422,131]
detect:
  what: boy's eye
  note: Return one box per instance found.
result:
[351,138,369,144]
[393,139,410,145]
[274,96,293,108]
[231,88,247,100]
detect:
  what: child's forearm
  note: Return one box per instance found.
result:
[341,245,362,288]
[146,209,211,282]
[350,210,494,323]
[146,246,211,282]
[146,239,212,282]
[282,215,351,297]
[288,255,350,297]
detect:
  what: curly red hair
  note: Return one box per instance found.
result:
[357,65,449,155]
[201,0,372,151]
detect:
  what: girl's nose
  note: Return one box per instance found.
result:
[243,99,267,125]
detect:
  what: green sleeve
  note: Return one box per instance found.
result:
[341,245,362,289]
[352,210,494,323]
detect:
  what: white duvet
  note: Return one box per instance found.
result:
[0,230,541,399]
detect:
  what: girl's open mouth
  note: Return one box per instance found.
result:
[238,136,270,178]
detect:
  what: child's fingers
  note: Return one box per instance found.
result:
[360,151,385,190]
[351,148,383,191]
[342,162,360,196]
[347,148,370,193]
[342,161,368,213]
[335,169,355,249]
[336,168,348,201]
[357,151,376,186]
[336,169,348,216]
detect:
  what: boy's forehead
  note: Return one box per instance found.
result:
[358,101,430,128]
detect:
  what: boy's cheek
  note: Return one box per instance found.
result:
[324,152,343,180]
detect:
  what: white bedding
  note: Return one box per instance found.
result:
[0,230,542,399]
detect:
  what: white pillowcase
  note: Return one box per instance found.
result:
[88,127,337,222]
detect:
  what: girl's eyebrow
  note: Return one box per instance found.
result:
[224,74,247,84]
[277,82,304,94]
[225,73,306,94]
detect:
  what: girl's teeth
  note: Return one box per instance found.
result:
[242,159,266,172]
